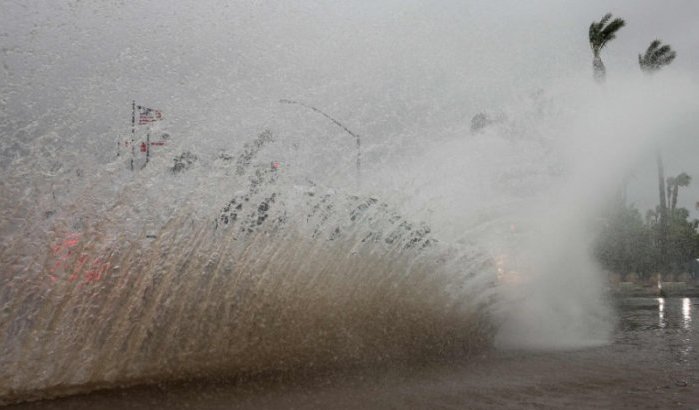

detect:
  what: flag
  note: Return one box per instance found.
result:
[137,105,164,125]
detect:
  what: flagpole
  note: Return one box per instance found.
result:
[145,129,150,166]
[131,100,135,171]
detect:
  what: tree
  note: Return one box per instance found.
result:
[596,203,699,277]
[595,205,657,276]
[666,175,675,213]
[589,13,625,82]
[666,208,699,273]
[639,40,677,74]
[667,172,691,215]
[646,208,658,225]
[638,39,677,272]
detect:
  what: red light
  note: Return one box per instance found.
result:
[47,232,111,286]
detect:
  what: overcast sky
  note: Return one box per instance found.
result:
[1,0,698,215]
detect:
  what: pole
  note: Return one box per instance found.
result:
[356,135,360,183]
[131,100,136,171]
[145,130,150,166]
[279,99,361,184]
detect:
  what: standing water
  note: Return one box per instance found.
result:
[4,297,698,409]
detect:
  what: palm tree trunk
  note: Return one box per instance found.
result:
[671,183,679,215]
[593,54,606,83]
[656,149,668,272]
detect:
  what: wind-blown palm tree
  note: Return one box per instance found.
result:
[589,13,625,82]
[668,172,691,214]
[666,175,675,209]
[639,39,677,271]
[639,40,677,74]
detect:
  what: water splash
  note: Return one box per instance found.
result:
[0,131,496,401]
[2,0,699,404]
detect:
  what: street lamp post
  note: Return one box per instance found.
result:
[279,99,361,183]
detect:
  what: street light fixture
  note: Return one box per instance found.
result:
[279,99,361,183]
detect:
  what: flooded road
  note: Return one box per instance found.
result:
[5,297,699,409]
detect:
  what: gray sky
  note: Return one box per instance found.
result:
[1,0,698,215]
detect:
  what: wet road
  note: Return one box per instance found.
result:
[5,297,699,409]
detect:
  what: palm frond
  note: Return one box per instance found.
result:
[589,23,598,44]
[598,18,625,49]
[589,13,624,53]
[646,39,662,54]
[653,44,672,59]
[676,172,691,186]
[600,18,626,39]
[639,39,677,73]
[658,51,677,66]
